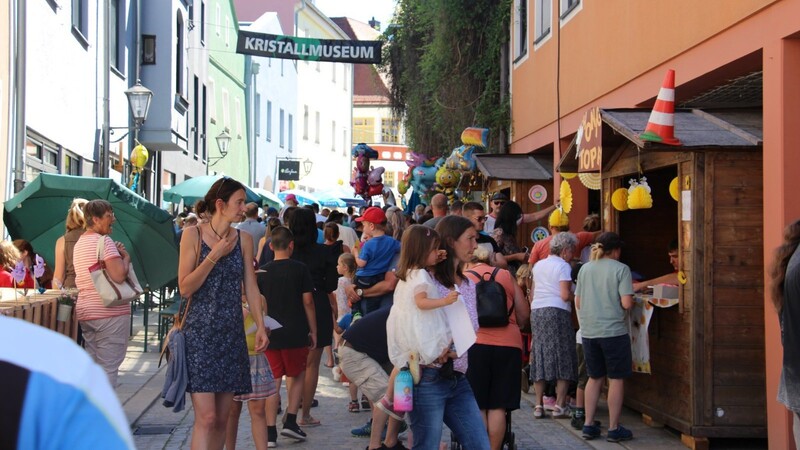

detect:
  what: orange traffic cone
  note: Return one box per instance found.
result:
[640,69,681,146]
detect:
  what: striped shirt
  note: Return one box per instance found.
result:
[74,232,130,321]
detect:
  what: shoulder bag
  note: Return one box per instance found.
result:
[89,236,143,307]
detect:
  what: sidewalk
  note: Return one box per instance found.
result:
[116,307,686,449]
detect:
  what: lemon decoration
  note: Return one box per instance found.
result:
[559,180,573,213]
[627,177,653,209]
[549,209,569,228]
[612,188,629,211]
[669,177,679,201]
[677,271,687,285]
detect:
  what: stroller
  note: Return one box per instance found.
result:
[449,410,516,450]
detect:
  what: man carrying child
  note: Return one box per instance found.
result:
[352,207,401,316]
[257,226,318,447]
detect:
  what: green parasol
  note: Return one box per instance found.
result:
[3,173,178,290]
[163,175,263,206]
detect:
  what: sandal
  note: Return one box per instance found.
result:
[298,415,321,427]
[552,404,571,418]
[348,400,360,413]
[360,394,371,411]
[534,405,545,419]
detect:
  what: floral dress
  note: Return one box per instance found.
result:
[184,232,250,394]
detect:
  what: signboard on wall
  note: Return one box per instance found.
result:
[578,107,602,172]
[278,160,300,181]
[237,31,382,64]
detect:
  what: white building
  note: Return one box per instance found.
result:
[241,13,298,192]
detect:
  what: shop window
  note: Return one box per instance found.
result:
[381,118,400,144]
[513,0,528,62]
[353,117,374,143]
[534,0,551,44]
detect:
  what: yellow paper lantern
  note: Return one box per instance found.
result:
[561,172,577,180]
[559,180,573,213]
[611,188,629,211]
[288,181,296,189]
[130,143,149,169]
[549,209,569,228]
[627,185,653,209]
[669,177,679,201]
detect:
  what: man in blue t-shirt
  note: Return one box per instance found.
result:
[353,207,400,315]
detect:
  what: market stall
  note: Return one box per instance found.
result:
[474,153,555,248]
[0,289,78,340]
[559,107,764,444]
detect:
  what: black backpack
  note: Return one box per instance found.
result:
[467,268,512,327]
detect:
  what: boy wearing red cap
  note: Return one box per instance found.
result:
[352,207,401,316]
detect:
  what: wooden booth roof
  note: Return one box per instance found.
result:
[474,154,553,181]
[557,108,762,173]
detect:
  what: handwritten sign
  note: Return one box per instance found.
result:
[578,107,602,172]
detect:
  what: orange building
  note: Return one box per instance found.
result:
[510,1,800,448]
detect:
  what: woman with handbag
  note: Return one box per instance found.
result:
[72,199,132,387]
[179,177,268,449]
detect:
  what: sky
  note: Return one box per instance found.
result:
[313,0,398,32]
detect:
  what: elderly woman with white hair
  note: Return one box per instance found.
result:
[530,232,579,419]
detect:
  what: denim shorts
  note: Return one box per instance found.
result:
[582,334,632,379]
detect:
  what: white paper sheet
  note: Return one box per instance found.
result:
[245,316,283,334]
[442,289,477,357]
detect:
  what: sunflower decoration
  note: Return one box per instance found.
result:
[559,180,573,214]
[627,177,653,209]
[549,208,570,228]
[611,188,629,211]
[669,177,680,201]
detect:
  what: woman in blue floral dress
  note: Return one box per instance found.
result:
[178,177,269,449]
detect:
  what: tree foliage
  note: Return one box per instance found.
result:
[382,0,511,157]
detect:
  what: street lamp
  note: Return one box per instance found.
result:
[124,80,153,126]
[303,158,313,176]
[210,130,232,166]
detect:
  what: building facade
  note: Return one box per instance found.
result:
[1,1,12,234]
[509,0,800,447]
[241,12,298,192]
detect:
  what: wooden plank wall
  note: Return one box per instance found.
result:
[708,151,766,432]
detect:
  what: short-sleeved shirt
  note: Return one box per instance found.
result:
[257,259,314,349]
[532,255,573,311]
[476,232,501,264]
[464,264,522,350]
[575,258,633,339]
[528,231,597,266]
[73,233,129,322]
[356,235,400,277]
[342,306,391,364]
[236,218,265,256]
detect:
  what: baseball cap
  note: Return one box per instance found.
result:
[285,193,297,203]
[355,206,386,224]
[266,207,278,216]
[491,192,509,202]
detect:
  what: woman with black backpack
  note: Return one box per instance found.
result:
[464,245,530,450]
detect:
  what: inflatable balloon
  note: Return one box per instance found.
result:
[460,127,489,147]
[352,142,379,159]
[444,145,478,172]
[131,143,149,169]
[350,143,380,201]
[409,164,438,203]
[435,165,461,203]
[367,166,385,197]
[397,177,409,195]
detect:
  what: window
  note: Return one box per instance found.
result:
[176,13,185,96]
[201,1,206,44]
[332,63,336,83]
[353,118,374,143]
[303,105,309,140]
[513,0,528,61]
[216,4,221,36]
[288,114,294,151]
[193,76,200,156]
[560,0,580,19]
[254,93,261,137]
[343,65,349,91]
[225,16,230,47]
[72,0,88,39]
[202,84,208,160]
[64,153,81,176]
[266,100,272,141]
[384,171,395,188]
[342,129,347,156]
[208,77,217,122]
[235,98,242,138]
[534,0,551,44]
[109,0,123,71]
[279,109,285,148]
[315,111,320,144]
[331,121,336,152]
[25,137,58,180]
[281,59,284,77]
[222,88,230,128]
[316,61,321,72]
[381,118,400,143]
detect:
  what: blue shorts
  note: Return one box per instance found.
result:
[582,334,632,379]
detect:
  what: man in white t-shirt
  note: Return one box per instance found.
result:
[484,192,558,234]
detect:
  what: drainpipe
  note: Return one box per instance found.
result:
[101,0,111,177]
[12,0,26,193]
[294,0,307,38]
[250,61,259,186]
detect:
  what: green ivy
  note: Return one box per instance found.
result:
[381,0,511,157]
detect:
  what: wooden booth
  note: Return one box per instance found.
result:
[474,154,555,248]
[560,108,765,445]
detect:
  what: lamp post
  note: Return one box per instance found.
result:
[209,130,232,167]
[303,158,313,176]
[125,80,153,133]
